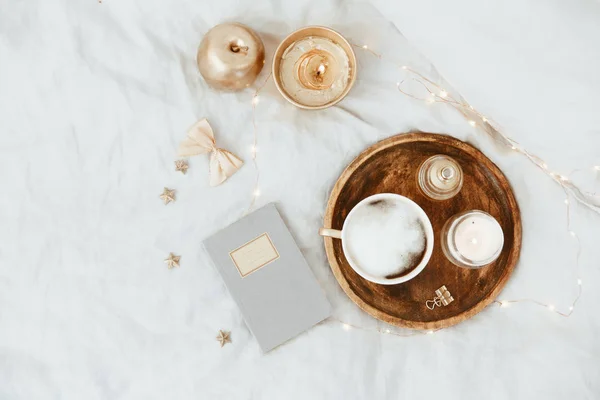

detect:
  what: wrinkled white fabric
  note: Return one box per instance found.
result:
[1,0,599,399]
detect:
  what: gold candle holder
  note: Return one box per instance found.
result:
[273,26,357,110]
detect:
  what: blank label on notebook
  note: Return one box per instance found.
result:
[229,233,280,277]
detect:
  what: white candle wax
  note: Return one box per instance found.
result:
[447,211,504,267]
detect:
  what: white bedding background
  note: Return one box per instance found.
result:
[1,0,600,398]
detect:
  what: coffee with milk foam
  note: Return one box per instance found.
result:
[344,197,427,279]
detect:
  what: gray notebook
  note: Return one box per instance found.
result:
[202,203,331,352]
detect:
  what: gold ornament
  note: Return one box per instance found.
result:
[174,159,189,174]
[164,252,180,269]
[197,23,265,91]
[216,330,231,347]
[160,187,176,205]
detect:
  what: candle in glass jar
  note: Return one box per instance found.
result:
[442,210,504,268]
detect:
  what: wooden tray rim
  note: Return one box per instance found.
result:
[323,132,522,330]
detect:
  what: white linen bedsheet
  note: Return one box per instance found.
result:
[1,0,599,398]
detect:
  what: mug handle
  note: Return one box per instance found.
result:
[319,228,342,239]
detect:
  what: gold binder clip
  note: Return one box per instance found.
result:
[426,285,454,310]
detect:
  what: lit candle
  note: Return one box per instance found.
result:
[280,37,350,107]
[273,27,356,109]
[441,210,504,268]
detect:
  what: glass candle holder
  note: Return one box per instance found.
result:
[418,155,463,200]
[441,210,504,269]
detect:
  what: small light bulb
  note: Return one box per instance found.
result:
[564,199,569,205]
[482,117,488,122]
[396,82,400,87]
[548,305,555,311]
[569,306,574,311]
[342,323,351,331]
[577,278,582,285]
[511,146,517,150]
[427,330,434,335]
[401,65,408,70]
[385,329,391,334]
[253,189,261,197]
[468,120,476,127]
[569,231,576,237]
[541,163,548,169]
[500,301,508,308]
[594,166,600,171]
[439,90,448,98]
[471,238,478,244]
[252,96,259,105]
[362,45,368,49]
[560,175,569,181]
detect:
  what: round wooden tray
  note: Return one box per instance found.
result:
[322,132,521,330]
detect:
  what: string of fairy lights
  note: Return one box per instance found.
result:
[245,72,272,216]
[245,41,598,336]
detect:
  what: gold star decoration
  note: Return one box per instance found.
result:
[174,159,189,174]
[216,330,231,347]
[164,252,180,269]
[160,187,176,205]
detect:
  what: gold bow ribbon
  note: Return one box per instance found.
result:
[178,119,243,186]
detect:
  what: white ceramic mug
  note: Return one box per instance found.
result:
[320,193,434,285]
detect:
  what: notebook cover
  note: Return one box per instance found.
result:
[202,203,331,352]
